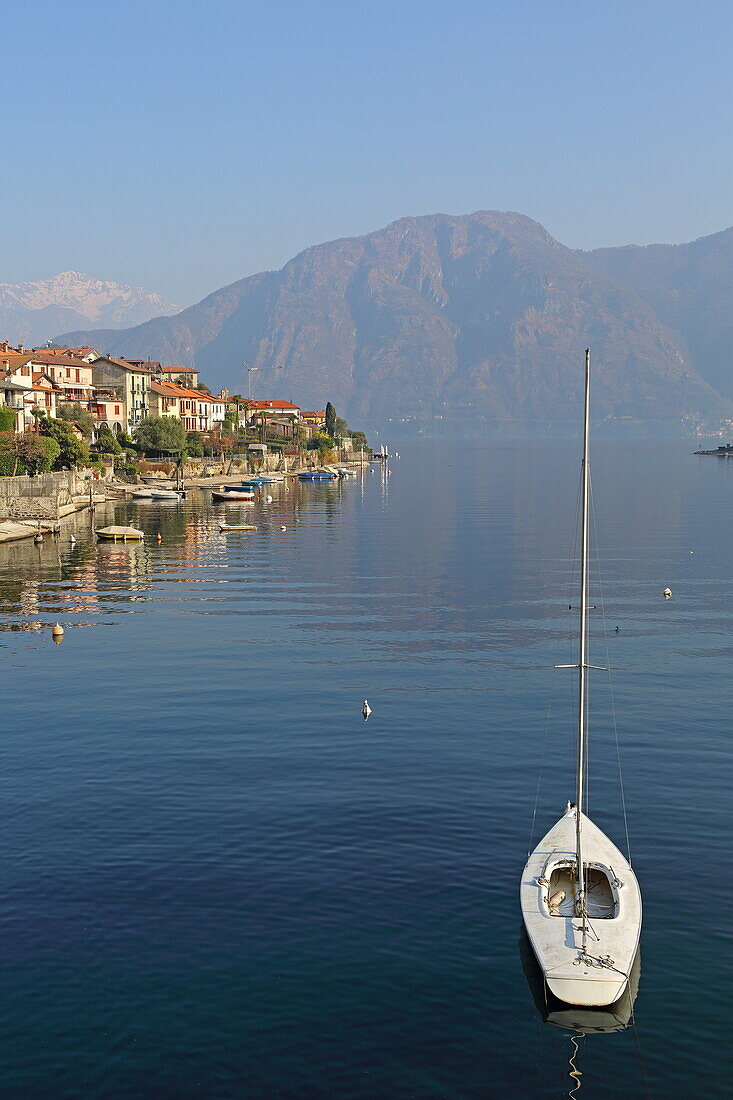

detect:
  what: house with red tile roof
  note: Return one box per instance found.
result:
[159,364,200,386]
[30,349,95,405]
[246,399,301,439]
[149,379,224,433]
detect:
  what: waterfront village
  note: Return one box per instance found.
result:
[0,340,368,467]
[0,340,373,541]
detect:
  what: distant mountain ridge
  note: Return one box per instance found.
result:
[55,213,733,431]
[0,270,178,347]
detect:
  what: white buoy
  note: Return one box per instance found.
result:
[34,533,43,544]
[266,495,273,502]
[51,623,64,638]
[362,699,371,720]
[70,534,77,545]
[280,525,287,531]
[664,587,672,599]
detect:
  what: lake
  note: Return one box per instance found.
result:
[0,440,730,1098]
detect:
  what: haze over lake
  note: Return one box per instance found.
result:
[0,440,729,1097]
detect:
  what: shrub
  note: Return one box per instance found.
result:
[0,406,18,432]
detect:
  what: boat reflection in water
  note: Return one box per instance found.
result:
[521,931,641,1094]
[520,930,641,1033]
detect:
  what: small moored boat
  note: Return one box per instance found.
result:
[218,523,258,531]
[211,489,255,501]
[298,471,337,481]
[131,489,154,499]
[96,525,144,541]
[148,488,184,499]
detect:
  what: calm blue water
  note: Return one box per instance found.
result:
[0,440,730,1098]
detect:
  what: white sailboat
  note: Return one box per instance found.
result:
[520,349,641,1007]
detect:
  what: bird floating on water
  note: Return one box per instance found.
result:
[663,587,672,599]
[70,534,76,545]
[362,700,371,721]
[34,533,43,544]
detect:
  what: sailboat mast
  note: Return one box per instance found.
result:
[576,349,591,928]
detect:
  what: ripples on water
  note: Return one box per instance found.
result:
[0,441,730,1097]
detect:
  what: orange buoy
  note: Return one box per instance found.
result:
[156,533,162,543]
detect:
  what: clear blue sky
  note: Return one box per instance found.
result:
[4,0,732,305]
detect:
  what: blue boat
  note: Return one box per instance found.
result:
[298,472,337,481]
[241,476,275,485]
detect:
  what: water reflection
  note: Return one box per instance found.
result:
[520,931,641,1095]
[0,478,366,630]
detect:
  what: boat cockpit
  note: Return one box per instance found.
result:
[545,860,618,919]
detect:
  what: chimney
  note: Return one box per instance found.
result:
[17,344,24,354]
[1,342,8,353]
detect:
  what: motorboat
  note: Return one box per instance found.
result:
[298,471,337,481]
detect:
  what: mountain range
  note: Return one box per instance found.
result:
[0,271,178,348]
[53,213,733,431]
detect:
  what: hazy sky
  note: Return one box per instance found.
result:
[4,0,732,306]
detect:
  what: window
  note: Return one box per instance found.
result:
[115,405,120,415]
[66,368,71,378]
[75,370,80,382]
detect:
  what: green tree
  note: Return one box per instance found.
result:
[38,417,90,469]
[0,432,61,475]
[185,431,204,457]
[325,402,337,438]
[135,415,187,455]
[58,402,95,437]
[94,424,122,454]
[0,406,18,432]
[334,416,348,438]
[29,436,61,473]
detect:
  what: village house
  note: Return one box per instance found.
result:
[149,379,222,433]
[159,364,200,387]
[299,410,326,439]
[29,372,62,421]
[32,345,100,364]
[29,349,95,407]
[91,357,151,432]
[149,379,185,422]
[93,393,126,435]
[1,352,36,430]
[246,399,301,438]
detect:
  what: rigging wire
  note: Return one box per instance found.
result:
[589,475,633,864]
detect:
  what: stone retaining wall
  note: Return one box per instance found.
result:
[0,469,94,519]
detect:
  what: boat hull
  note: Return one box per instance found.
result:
[521,805,641,1006]
[211,491,254,501]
